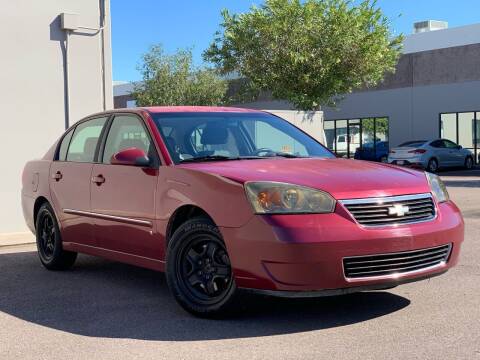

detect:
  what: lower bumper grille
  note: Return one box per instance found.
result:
[343,244,452,279]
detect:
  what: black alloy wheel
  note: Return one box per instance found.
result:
[166,217,237,317]
[39,213,56,260]
[426,158,438,173]
[35,203,77,270]
[178,237,232,303]
[465,156,474,170]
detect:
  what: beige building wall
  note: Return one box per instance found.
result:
[266,110,325,145]
[0,0,113,233]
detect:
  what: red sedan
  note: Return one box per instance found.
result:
[22,107,463,317]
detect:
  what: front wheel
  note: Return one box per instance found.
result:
[426,158,438,173]
[166,217,237,317]
[465,156,474,170]
[35,203,77,270]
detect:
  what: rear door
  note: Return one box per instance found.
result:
[90,113,160,258]
[429,140,451,167]
[50,116,109,246]
[444,139,464,166]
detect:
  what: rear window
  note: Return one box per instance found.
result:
[399,141,427,147]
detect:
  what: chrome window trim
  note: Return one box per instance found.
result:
[339,193,437,227]
[63,209,153,227]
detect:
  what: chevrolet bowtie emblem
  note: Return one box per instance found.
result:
[388,204,409,217]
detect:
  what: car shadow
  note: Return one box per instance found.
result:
[0,251,410,341]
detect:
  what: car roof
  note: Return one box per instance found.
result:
[142,106,264,114]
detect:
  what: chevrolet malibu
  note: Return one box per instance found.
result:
[22,107,464,317]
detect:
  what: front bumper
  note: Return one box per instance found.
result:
[220,200,463,292]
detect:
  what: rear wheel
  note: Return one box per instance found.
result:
[35,203,77,270]
[166,217,237,317]
[465,156,474,170]
[426,158,438,173]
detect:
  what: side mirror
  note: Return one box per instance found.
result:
[457,145,462,150]
[111,147,151,167]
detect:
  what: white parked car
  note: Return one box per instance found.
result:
[388,139,474,172]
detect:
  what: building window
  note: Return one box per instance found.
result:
[323,117,389,160]
[440,111,479,164]
[126,100,137,108]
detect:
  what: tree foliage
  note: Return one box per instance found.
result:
[132,45,228,107]
[204,0,403,110]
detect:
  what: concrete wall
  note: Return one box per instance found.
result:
[0,0,113,233]
[323,80,480,147]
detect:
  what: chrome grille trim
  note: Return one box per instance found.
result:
[340,193,436,227]
[343,244,452,280]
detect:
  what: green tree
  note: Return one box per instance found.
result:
[132,45,228,106]
[204,0,403,110]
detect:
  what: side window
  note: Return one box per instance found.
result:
[66,117,108,162]
[58,128,74,161]
[444,140,458,149]
[102,115,155,164]
[430,140,444,148]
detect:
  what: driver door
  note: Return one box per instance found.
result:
[90,113,161,259]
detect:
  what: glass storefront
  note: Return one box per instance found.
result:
[323,117,389,159]
[440,112,479,164]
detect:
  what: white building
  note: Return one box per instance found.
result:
[1,0,113,234]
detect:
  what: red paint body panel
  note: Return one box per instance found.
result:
[177,158,429,199]
[21,107,464,296]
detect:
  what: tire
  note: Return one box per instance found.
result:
[379,155,388,163]
[426,158,438,173]
[465,156,474,170]
[166,217,237,318]
[35,203,77,270]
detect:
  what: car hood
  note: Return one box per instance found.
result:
[178,158,431,199]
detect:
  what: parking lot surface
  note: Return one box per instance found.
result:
[1,171,479,360]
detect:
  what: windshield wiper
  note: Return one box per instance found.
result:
[179,155,266,163]
[266,152,310,158]
[179,155,234,163]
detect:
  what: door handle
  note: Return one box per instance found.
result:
[52,171,63,181]
[92,174,105,185]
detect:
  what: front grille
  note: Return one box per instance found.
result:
[340,193,435,226]
[343,244,452,279]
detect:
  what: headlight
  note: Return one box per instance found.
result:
[425,172,449,203]
[244,182,336,214]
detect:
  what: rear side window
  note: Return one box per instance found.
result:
[66,117,108,162]
[399,141,427,147]
[58,129,74,161]
[102,115,155,164]
[430,140,445,148]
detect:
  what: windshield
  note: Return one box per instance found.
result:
[399,140,427,147]
[151,112,334,164]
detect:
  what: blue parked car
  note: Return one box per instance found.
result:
[354,141,389,163]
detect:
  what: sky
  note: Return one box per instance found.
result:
[111,0,480,82]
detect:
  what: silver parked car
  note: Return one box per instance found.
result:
[388,139,475,172]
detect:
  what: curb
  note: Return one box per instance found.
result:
[0,232,36,248]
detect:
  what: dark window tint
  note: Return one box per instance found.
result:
[430,140,445,148]
[58,129,74,161]
[443,139,458,149]
[66,117,108,162]
[102,115,155,164]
